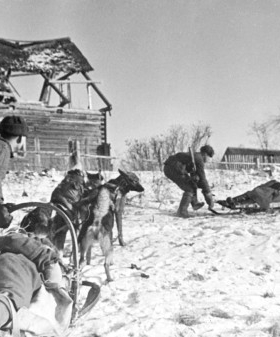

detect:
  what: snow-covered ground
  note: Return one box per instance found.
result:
[3,168,280,337]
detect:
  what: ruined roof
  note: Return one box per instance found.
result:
[0,37,93,74]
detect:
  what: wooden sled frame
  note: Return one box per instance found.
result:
[9,202,79,322]
[215,200,280,215]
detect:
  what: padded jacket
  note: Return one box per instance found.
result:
[0,233,59,309]
[164,152,211,194]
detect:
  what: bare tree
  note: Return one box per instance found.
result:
[248,121,271,150]
[121,122,212,171]
[190,122,212,151]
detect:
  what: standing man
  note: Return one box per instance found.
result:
[164,145,215,218]
[0,115,28,228]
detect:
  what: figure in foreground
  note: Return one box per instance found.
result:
[0,115,28,228]
[164,145,215,218]
[0,232,73,336]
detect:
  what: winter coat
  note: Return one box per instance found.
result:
[164,152,211,194]
[0,137,12,202]
[0,253,41,309]
[0,233,59,309]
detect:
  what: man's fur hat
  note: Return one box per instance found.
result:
[0,115,28,137]
[200,145,214,157]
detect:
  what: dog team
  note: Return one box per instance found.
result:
[0,114,218,334]
[3,114,279,336]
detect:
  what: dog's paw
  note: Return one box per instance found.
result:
[119,238,126,247]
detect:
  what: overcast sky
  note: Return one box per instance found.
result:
[1,0,280,158]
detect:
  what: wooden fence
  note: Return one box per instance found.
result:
[138,159,280,172]
[208,161,280,171]
[9,139,114,172]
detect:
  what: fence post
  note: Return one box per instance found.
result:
[85,138,90,171]
[68,139,82,170]
[34,136,41,172]
[254,157,260,170]
[224,155,229,170]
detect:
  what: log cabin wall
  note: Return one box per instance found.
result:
[0,103,110,171]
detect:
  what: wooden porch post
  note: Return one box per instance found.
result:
[34,136,41,172]
[85,138,90,171]
[68,139,82,170]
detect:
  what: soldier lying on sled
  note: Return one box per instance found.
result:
[217,180,280,211]
[0,232,100,337]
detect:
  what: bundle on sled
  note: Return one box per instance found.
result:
[217,180,280,212]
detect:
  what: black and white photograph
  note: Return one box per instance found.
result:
[0,1,280,336]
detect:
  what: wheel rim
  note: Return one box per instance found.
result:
[9,201,79,318]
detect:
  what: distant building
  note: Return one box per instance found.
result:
[221,147,280,170]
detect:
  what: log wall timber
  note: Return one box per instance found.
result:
[0,103,111,171]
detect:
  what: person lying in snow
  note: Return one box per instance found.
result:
[217,180,280,211]
[0,232,73,336]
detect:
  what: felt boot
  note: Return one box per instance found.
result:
[177,192,192,218]
[191,191,205,211]
[232,195,249,204]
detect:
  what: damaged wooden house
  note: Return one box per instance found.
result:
[0,37,112,171]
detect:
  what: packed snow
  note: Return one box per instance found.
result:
[3,168,280,337]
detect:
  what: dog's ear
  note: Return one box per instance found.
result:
[118,169,128,177]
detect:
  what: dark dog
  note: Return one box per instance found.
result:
[20,169,103,251]
[20,206,53,237]
[78,183,119,282]
[51,170,103,255]
[78,169,144,281]
[107,169,144,246]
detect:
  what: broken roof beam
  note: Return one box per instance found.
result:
[40,72,70,107]
[10,72,40,77]
[81,71,112,112]
[56,71,76,81]
[39,77,51,104]
[49,80,101,85]
[39,71,76,104]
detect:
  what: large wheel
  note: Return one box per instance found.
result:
[9,201,79,318]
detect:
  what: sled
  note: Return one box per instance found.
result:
[215,199,280,215]
[214,180,280,215]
